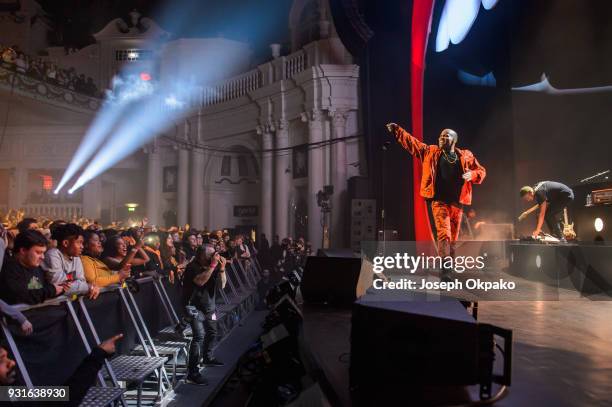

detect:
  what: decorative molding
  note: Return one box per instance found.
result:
[276,118,289,131]
[329,108,350,128]
[214,177,257,185]
[300,108,324,123]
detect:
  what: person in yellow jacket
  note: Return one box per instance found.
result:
[81,230,131,287]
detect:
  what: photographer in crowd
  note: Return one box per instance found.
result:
[182,245,227,385]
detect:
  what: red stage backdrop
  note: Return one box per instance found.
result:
[410,0,436,241]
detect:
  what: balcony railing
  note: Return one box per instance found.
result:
[202,68,262,106]
[202,48,309,107]
[284,50,307,79]
[0,66,101,112]
[22,203,83,220]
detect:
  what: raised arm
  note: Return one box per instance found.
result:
[218,256,227,289]
[386,123,429,162]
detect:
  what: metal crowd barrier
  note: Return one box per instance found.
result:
[0,265,264,407]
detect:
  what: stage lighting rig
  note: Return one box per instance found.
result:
[316,185,334,213]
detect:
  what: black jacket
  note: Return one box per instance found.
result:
[0,258,57,305]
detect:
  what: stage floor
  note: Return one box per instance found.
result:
[303,299,612,406]
[479,301,612,407]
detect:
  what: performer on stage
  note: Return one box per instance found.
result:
[519,181,574,240]
[386,123,486,259]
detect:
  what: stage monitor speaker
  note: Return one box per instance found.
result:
[350,293,512,405]
[301,256,372,305]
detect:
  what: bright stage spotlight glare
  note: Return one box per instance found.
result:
[68,85,198,193]
[56,74,156,193]
[164,95,184,108]
[594,218,604,232]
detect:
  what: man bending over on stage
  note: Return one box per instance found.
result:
[519,181,574,241]
[386,123,486,263]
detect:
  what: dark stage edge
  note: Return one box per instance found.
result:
[167,310,268,407]
[302,292,612,407]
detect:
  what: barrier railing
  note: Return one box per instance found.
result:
[0,268,262,406]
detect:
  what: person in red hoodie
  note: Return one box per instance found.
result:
[386,123,486,261]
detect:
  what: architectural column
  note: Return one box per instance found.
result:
[8,167,26,210]
[82,177,102,220]
[330,108,349,248]
[190,150,205,229]
[146,145,162,226]
[274,119,291,239]
[258,125,274,240]
[190,107,205,229]
[177,148,189,227]
[304,109,325,251]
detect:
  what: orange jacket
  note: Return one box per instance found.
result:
[393,126,486,205]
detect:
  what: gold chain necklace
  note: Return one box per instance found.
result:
[442,149,458,164]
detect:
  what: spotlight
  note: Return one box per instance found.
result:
[164,95,184,108]
[140,72,151,81]
[128,51,139,59]
[594,218,604,232]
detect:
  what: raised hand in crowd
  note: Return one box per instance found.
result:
[54,282,72,296]
[20,320,33,336]
[88,284,100,300]
[118,263,131,281]
[98,333,123,355]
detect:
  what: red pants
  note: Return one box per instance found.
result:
[431,201,463,257]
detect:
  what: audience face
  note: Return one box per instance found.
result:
[0,347,16,385]
[165,235,174,248]
[17,243,46,269]
[187,234,197,248]
[114,238,127,257]
[86,233,103,257]
[172,232,180,242]
[21,220,38,232]
[196,234,203,246]
[60,235,84,257]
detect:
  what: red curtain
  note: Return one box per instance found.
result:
[410,0,436,241]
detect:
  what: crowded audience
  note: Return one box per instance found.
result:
[1,44,101,97]
[0,211,310,308]
[0,210,311,393]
